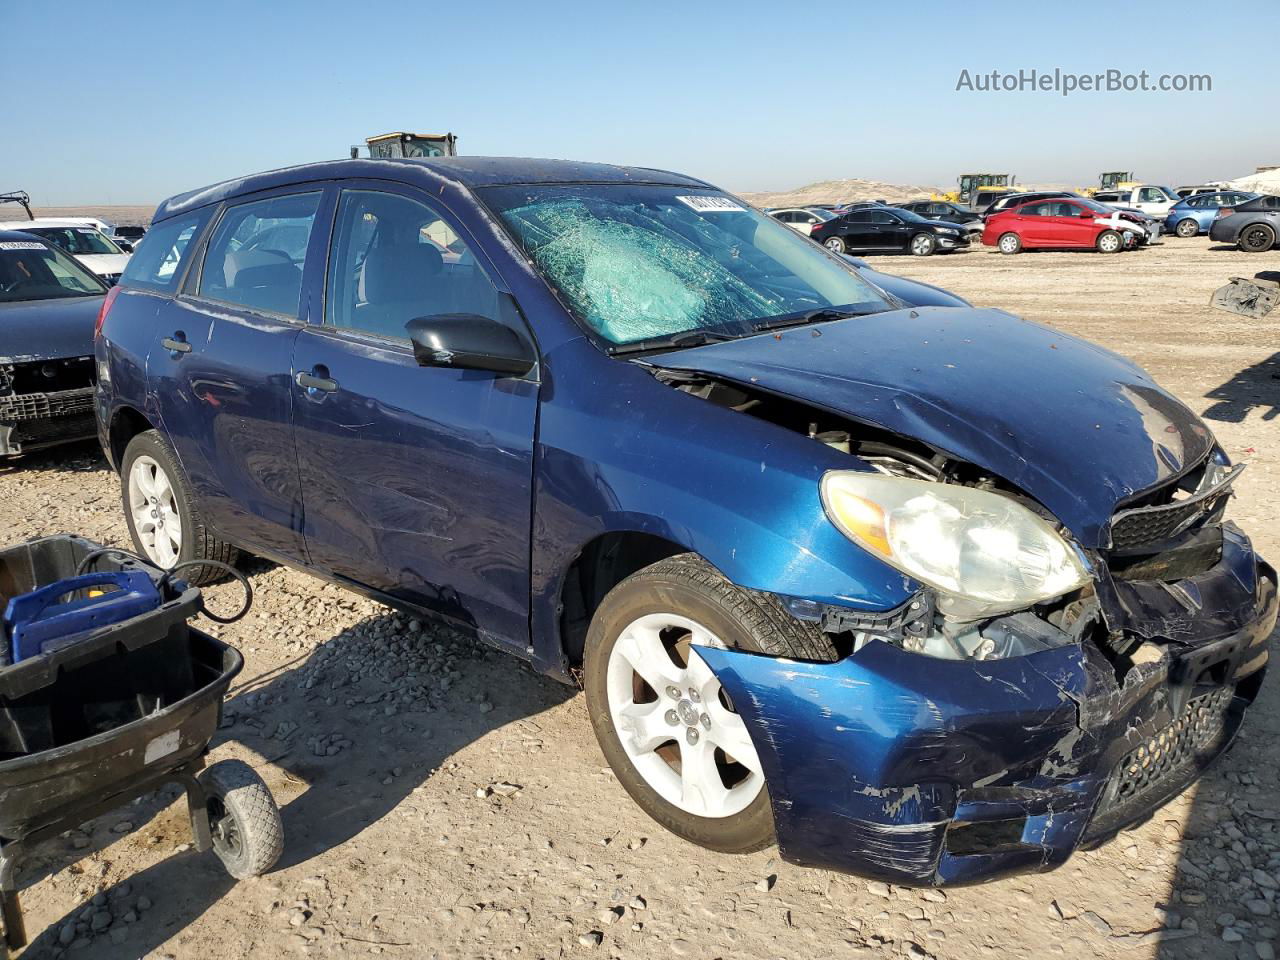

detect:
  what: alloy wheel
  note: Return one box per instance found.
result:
[1242,226,1275,252]
[1175,218,1198,238]
[606,613,764,819]
[911,234,934,256]
[128,454,183,567]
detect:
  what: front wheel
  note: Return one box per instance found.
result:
[909,233,937,256]
[1240,224,1277,253]
[1096,229,1123,253]
[1175,218,1199,238]
[997,232,1022,255]
[583,554,837,854]
[823,236,847,254]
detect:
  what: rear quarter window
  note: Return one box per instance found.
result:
[120,210,212,293]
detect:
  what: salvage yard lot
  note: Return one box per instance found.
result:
[4,236,1279,959]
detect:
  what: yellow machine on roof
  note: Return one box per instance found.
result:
[935,173,1018,209]
[350,131,458,159]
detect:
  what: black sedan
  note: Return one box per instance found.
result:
[895,199,983,233]
[809,206,970,256]
[1210,195,1280,252]
[0,231,107,456]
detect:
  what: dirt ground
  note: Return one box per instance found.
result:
[3,235,1279,960]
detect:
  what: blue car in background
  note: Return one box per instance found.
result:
[1165,190,1259,237]
[95,157,1275,886]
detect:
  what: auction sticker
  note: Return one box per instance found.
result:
[0,242,46,250]
[677,196,745,213]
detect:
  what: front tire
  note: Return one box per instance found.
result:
[120,430,239,584]
[583,554,837,854]
[1096,229,1123,253]
[909,233,937,257]
[1174,218,1199,238]
[823,236,847,254]
[997,232,1022,255]
[1239,224,1277,253]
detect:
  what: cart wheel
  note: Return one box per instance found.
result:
[199,759,283,879]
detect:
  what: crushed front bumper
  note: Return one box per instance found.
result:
[0,387,96,456]
[699,527,1276,886]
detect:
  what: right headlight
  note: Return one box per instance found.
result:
[821,471,1091,618]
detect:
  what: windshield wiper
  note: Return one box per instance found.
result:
[751,307,873,332]
[607,329,738,356]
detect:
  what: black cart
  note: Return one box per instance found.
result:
[0,535,282,954]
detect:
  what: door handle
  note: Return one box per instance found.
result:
[296,370,338,393]
[161,336,191,355]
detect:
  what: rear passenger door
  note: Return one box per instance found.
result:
[290,184,538,650]
[151,188,325,561]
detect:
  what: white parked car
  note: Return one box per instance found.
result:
[768,207,837,236]
[0,220,131,284]
[1092,185,1181,219]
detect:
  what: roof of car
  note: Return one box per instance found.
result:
[154,157,714,223]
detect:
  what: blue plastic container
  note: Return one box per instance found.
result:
[4,571,163,664]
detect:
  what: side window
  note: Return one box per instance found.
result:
[198,193,320,317]
[869,211,896,224]
[325,190,500,341]
[843,212,870,223]
[120,209,212,293]
[1020,204,1044,217]
[1138,187,1165,203]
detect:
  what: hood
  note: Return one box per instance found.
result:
[76,253,130,276]
[0,295,102,361]
[653,307,1213,547]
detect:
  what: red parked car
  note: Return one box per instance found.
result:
[982,197,1143,254]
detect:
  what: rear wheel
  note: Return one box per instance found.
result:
[1239,224,1277,253]
[997,232,1022,255]
[120,430,239,583]
[1096,229,1123,253]
[909,233,937,256]
[584,554,837,854]
[1175,218,1199,238]
[824,236,847,254]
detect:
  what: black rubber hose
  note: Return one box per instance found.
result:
[74,549,252,624]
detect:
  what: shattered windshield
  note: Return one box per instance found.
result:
[480,184,891,346]
[0,241,105,301]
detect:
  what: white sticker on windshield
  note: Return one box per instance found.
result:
[0,242,46,251]
[677,196,745,213]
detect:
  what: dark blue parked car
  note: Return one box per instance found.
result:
[1,231,106,456]
[1165,190,1259,238]
[95,158,1276,886]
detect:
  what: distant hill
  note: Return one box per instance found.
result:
[737,178,944,208]
[11,205,155,227]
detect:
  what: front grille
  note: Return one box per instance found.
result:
[1112,687,1232,806]
[0,388,94,422]
[1108,466,1240,550]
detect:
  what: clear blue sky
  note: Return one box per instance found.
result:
[5,0,1278,205]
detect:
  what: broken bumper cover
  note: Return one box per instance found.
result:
[699,529,1276,886]
[0,387,96,456]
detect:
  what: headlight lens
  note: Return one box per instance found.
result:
[821,471,1090,617]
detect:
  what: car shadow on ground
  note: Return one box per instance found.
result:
[17,602,575,958]
[1201,352,1280,423]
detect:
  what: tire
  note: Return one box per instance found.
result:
[200,759,284,880]
[1096,229,1123,253]
[120,430,239,584]
[823,236,847,254]
[1175,218,1199,238]
[997,232,1022,255]
[583,554,837,855]
[1239,223,1277,253]
[909,233,937,257]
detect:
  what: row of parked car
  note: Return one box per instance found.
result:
[767,186,1280,255]
[0,211,145,285]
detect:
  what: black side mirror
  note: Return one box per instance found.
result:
[405,300,536,377]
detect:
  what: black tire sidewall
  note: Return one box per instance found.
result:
[1241,225,1276,252]
[583,570,776,854]
[119,430,201,572]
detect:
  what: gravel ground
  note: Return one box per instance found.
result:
[2,235,1279,960]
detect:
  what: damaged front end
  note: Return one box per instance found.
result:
[650,347,1276,885]
[697,462,1275,885]
[0,356,97,456]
